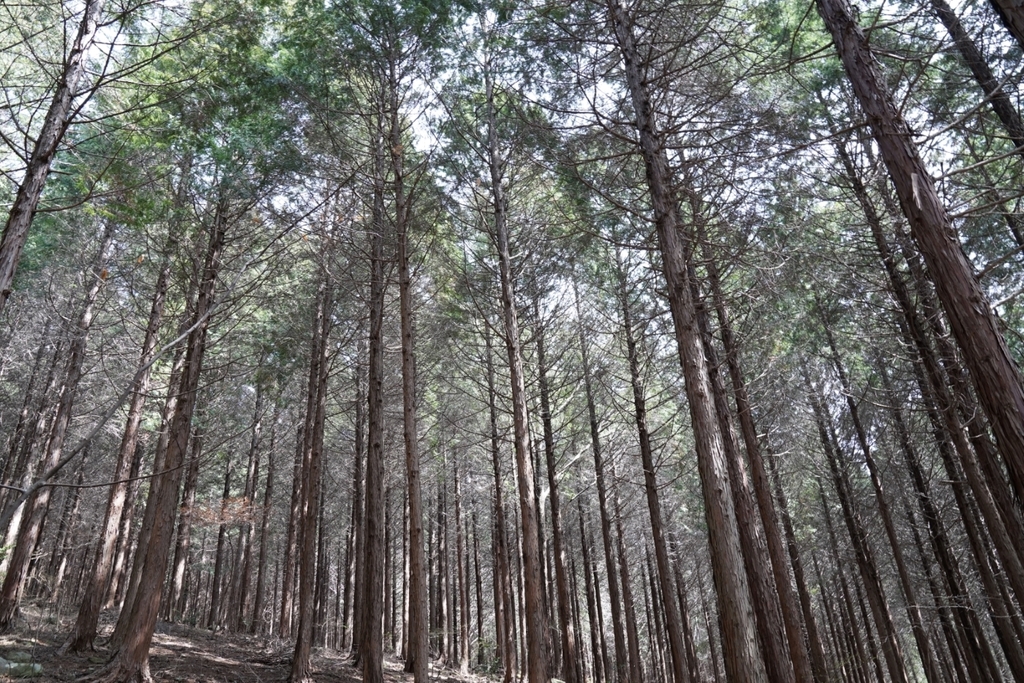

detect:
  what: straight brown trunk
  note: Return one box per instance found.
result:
[807,381,910,683]
[96,203,226,682]
[62,248,170,651]
[607,6,765,680]
[360,143,387,683]
[767,456,832,683]
[534,298,578,683]
[0,0,104,312]
[105,441,144,610]
[232,388,264,631]
[822,328,941,683]
[397,137,429,682]
[168,425,204,621]
[0,225,113,630]
[279,424,304,639]
[816,503,880,683]
[928,0,1024,153]
[347,354,366,653]
[576,281,628,683]
[473,512,484,668]
[816,0,1024,509]
[251,413,278,634]
[698,291,792,683]
[698,220,818,683]
[485,59,549,683]
[988,0,1024,48]
[109,315,190,637]
[609,462,643,683]
[578,503,605,683]
[455,460,471,674]
[485,324,515,683]
[207,456,234,629]
[290,279,331,682]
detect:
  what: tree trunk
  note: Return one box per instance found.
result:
[614,248,691,683]
[816,0,1024,508]
[0,225,113,630]
[767,456,832,683]
[578,503,606,683]
[473,512,484,668]
[280,424,304,639]
[610,461,643,683]
[807,380,910,683]
[207,456,234,629]
[607,6,766,681]
[96,203,226,682]
[576,279,628,683]
[454,460,471,674]
[168,425,203,621]
[485,60,549,683]
[396,131,429,683]
[105,441,145,611]
[822,328,941,683]
[347,352,366,653]
[360,141,387,683]
[0,320,51,510]
[698,220,819,683]
[928,0,1024,154]
[988,0,1024,49]
[61,247,170,651]
[0,0,104,313]
[485,324,516,683]
[698,286,792,683]
[232,387,264,631]
[290,280,331,683]
[534,295,579,683]
[46,446,89,601]
[251,411,277,635]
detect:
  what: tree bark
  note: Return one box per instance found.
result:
[0,224,113,630]
[0,0,105,312]
[485,59,549,683]
[815,0,1024,508]
[613,250,692,683]
[606,5,766,681]
[988,0,1024,49]
[347,352,366,654]
[360,142,387,683]
[251,411,277,635]
[167,425,203,621]
[96,203,226,682]
[207,455,234,629]
[767,456,832,683]
[279,424,304,639]
[577,291,628,683]
[396,122,429,683]
[485,324,516,683]
[698,220,819,683]
[578,500,605,683]
[534,295,579,683]
[231,387,264,631]
[62,248,170,651]
[807,378,910,683]
[928,0,1024,154]
[822,327,941,683]
[290,280,331,682]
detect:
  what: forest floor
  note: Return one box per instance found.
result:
[0,605,483,683]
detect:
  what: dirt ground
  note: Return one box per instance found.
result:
[0,606,480,683]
